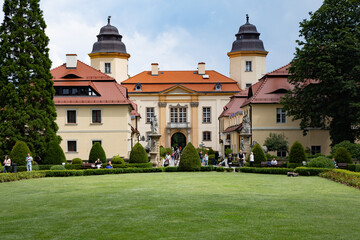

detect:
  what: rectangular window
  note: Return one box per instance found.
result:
[203,131,211,141]
[311,146,321,155]
[105,63,111,73]
[245,83,252,89]
[276,108,286,123]
[203,107,211,123]
[170,107,187,123]
[67,110,76,124]
[92,110,102,123]
[277,151,287,157]
[67,141,77,152]
[146,107,154,123]
[245,61,252,72]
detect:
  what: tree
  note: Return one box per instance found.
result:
[129,142,148,163]
[250,144,266,166]
[9,140,31,166]
[178,142,201,171]
[263,133,289,153]
[288,141,306,164]
[333,147,352,164]
[0,0,60,159]
[281,0,360,145]
[88,142,107,163]
[331,140,360,160]
[43,141,66,165]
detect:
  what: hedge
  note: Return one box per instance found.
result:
[294,167,332,176]
[164,167,179,172]
[0,171,46,183]
[125,163,152,168]
[239,167,293,174]
[320,169,360,189]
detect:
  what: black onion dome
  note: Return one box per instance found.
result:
[230,15,266,52]
[91,17,127,54]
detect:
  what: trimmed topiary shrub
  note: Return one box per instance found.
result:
[288,141,306,164]
[71,158,82,165]
[334,147,353,164]
[88,142,107,163]
[251,144,267,166]
[129,142,148,163]
[112,155,125,165]
[178,142,201,171]
[10,141,31,166]
[307,156,335,169]
[43,141,66,165]
[331,140,360,160]
[50,165,66,171]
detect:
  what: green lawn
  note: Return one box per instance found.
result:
[1,172,359,240]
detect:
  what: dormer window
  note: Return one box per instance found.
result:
[135,82,142,91]
[104,63,111,73]
[215,82,222,91]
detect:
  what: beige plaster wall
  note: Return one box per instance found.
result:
[56,105,132,160]
[90,57,129,83]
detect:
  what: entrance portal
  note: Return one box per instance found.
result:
[171,132,186,149]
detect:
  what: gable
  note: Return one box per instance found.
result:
[161,85,195,95]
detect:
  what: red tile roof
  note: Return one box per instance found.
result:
[219,95,247,118]
[223,123,242,133]
[121,70,241,93]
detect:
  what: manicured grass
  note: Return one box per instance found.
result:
[1,172,359,239]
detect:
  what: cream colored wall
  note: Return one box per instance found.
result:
[90,57,129,83]
[251,104,331,155]
[229,55,266,89]
[56,105,132,161]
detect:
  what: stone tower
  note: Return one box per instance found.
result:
[89,17,130,83]
[228,15,268,90]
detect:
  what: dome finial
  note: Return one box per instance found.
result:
[246,14,249,23]
[107,16,111,24]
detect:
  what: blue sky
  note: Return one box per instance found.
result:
[0,0,324,77]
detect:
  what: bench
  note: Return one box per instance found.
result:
[261,161,285,168]
[81,163,97,169]
[337,163,347,169]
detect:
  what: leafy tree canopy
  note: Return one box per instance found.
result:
[281,0,360,145]
[263,133,289,153]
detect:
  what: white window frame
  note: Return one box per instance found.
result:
[276,108,286,123]
[245,61,252,72]
[66,109,77,124]
[203,131,211,141]
[104,62,111,73]
[202,107,211,123]
[91,109,102,124]
[146,107,155,123]
[170,107,187,123]
[67,140,78,153]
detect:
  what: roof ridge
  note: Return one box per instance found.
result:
[77,60,115,81]
[50,63,66,72]
[264,63,291,77]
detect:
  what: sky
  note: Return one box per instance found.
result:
[0,0,324,77]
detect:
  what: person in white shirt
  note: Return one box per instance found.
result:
[3,155,11,173]
[25,153,33,171]
[249,152,254,167]
[271,158,278,166]
[164,153,171,167]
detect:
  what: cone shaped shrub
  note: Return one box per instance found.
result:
[43,141,66,165]
[10,141,31,166]
[178,142,201,171]
[129,142,148,163]
[251,144,266,165]
[88,142,107,163]
[289,141,306,163]
[334,147,352,164]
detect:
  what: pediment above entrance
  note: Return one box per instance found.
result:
[161,85,196,95]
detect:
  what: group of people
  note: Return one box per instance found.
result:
[266,158,278,167]
[164,146,183,167]
[94,158,113,169]
[2,153,33,173]
[218,150,255,167]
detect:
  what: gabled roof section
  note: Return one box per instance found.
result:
[160,85,197,95]
[219,94,247,118]
[51,60,114,81]
[121,70,241,94]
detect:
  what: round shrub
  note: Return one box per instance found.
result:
[88,142,107,163]
[334,147,353,164]
[307,156,335,169]
[129,142,148,163]
[288,141,306,163]
[50,165,66,170]
[43,141,66,165]
[208,148,215,155]
[72,158,82,165]
[251,144,266,165]
[112,156,125,165]
[178,142,201,171]
[331,141,360,160]
[10,141,31,166]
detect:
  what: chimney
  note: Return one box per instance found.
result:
[66,54,77,69]
[198,62,205,75]
[151,63,159,76]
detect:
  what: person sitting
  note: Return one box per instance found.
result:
[266,160,271,167]
[218,157,227,167]
[271,158,278,166]
[227,153,233,167]
[106,161,113,169]
[95,158,103,169]
[164,152,170,167]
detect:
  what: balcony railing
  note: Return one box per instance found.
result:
[167,122,191,129]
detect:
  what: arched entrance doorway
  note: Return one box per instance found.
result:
[171,132,186,149]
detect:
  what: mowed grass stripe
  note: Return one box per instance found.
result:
[1,172,359,240]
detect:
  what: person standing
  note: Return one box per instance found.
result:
[204,153,209,166]
[249,152,254,167]
[26,153,33,171]
[199,151,203,165]
[238,150,245,167]
[214,151,219,165]
[3,155,11,173]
